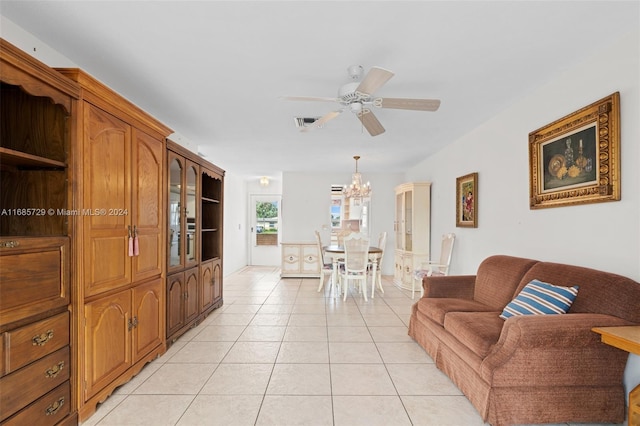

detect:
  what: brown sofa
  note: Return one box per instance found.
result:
[408,255,640,426]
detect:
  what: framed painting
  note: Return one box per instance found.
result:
[456,172,478,228]
[529,92,620,209]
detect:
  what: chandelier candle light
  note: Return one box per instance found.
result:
[343,155,371,199]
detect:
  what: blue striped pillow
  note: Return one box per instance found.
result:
[500,279,579,320]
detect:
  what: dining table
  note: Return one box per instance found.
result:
[323,245,383,300]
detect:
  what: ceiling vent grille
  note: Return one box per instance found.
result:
[294,117,322,129]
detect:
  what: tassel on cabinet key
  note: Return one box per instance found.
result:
[133,225,139,256]
[128,225,134,257]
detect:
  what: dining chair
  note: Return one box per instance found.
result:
[368,231,387,297]
[340,232,370,301]
[336,228,352,246]
[412,233,456,299]
[314,231,334,293]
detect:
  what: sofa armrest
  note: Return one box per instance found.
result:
[481,313,634,386]
[422,275,476,299]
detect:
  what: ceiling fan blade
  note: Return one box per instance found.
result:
[377,97,441,111]
[279,96,340,102]
[301,109,343,132]
[357,108,385,136]
[356,66,394,96]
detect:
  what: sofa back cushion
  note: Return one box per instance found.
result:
[473,255,539,310]
[517,262,640,323]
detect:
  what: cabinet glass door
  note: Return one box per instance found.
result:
[168,158,183,268]
[185,164,198,265]
[395,192,403,250]
[405,190,413,252]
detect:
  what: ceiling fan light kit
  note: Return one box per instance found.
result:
[282,65,440,136]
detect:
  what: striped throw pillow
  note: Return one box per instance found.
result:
[500,279,579,320]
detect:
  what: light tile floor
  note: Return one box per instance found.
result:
[81,266,622,426]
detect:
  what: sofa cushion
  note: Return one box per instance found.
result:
[500,279,579,320]
[443,311,504,358]
[518,262,640,324]
[473,256,539,310]
[415,297,499,326]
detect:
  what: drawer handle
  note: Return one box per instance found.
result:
[32,330,54,346]
[45,361,65,378]
[0,240,20,248]
[45,397,65,416]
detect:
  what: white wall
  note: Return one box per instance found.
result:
[281,171,404,275]
[405,28,640,400]
[222,172,249,275]
[407,28,640,282]
[0,16,76,66]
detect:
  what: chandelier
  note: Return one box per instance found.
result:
[343,155,371,199]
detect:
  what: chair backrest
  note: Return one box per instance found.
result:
[337,229,353,246]
[437,233,456,274]
[314,230,326,265]
[377,231,387,262]
[343,232,370,273]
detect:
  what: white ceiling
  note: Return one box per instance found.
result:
[1,1,638,178]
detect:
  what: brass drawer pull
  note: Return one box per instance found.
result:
[45,361,65,378]
[0,240,19,248]
[32,330,54,346]
[45,397,65,415]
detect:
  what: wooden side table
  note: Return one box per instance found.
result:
[592,326,640,426]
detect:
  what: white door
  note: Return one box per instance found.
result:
[250,195,281,265]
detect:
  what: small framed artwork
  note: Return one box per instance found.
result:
[456,172,478,228]
[529,92,620,209]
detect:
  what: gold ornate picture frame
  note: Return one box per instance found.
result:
[529,92,620,209]
[456,172,478,228]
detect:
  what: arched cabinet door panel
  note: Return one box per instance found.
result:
[83,104,132,297]
[132,130,164,283]
[84,290,132,400]
[132,279,163,363]
[166,273,185,338]
[184,268,199,324]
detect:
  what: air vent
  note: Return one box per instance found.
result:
[331,184,344,194]
[294,117,322,129]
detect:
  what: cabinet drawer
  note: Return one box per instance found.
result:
[0,346,70,421]
[0,236,70,327]
[1,312,69,375]
[1,381,70,426]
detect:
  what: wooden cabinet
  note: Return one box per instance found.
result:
[166,268,199,339]
[168,152,199,274]
[56,68,171,421]
[83,290,131,399]
[393,182,431,289]
[200,168,223,266]
[0,237,70,327]
[281,243,320,278]
[83,279,162,400]
[165,140,224,345]
[132,280,164,362]
[0,39,78,425]
[81,103,165,297]
[200,259,222,314]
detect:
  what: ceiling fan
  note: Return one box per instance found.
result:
[281,65,441,136]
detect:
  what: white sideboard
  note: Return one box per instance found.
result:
[281,242,320,278]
